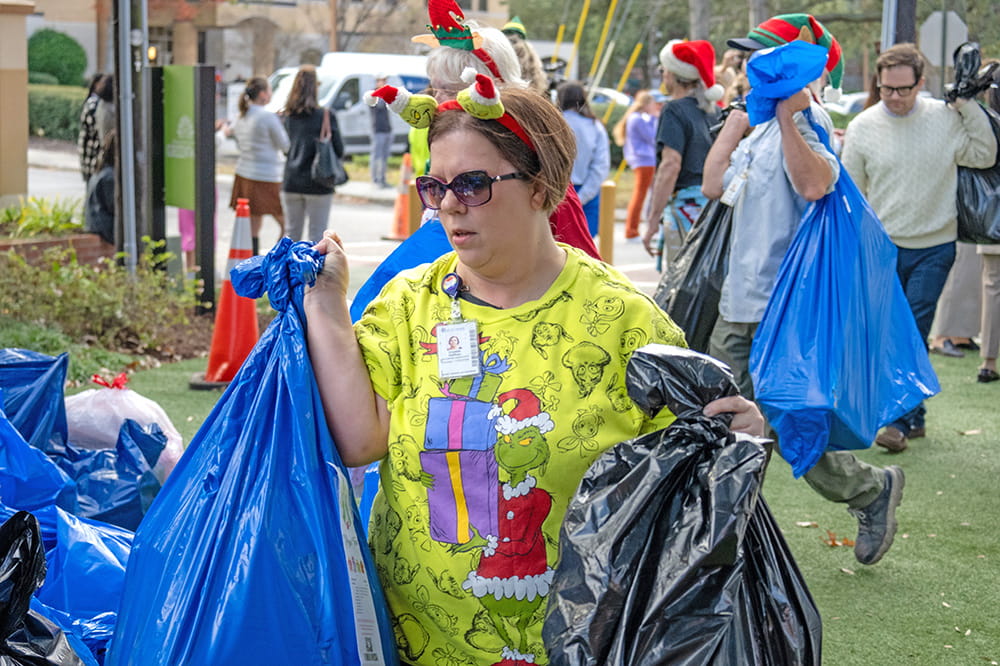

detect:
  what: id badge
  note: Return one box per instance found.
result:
[437,320,481,379]
[720,171,748,206]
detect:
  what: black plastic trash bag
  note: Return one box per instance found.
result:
[106,239,397,666]
[0,511,88,666]
[944,41,999,103]
[652,200,733,353]
[957,105,1000,244]
[543,345,821,665]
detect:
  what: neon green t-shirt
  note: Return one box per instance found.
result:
[355,246,686,665]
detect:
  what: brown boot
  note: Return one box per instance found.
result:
[875,426,907,452]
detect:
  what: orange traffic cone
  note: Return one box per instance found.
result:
[384,152,413,241]
[190,198,260,389]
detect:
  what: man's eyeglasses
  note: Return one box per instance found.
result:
[877,82,919,97]
[414,170,528,210]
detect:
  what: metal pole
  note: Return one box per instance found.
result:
[881,0,897,49]
[114,0,137,274]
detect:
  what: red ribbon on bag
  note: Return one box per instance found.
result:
[91,372,129,389]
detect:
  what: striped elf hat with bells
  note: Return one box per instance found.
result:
[728,13,844,102]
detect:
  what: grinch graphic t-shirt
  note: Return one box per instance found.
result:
[354,246,686,666]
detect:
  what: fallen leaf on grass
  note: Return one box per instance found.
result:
[796,521,819,528]
[821,530,854,547]
[943,602,953,608]
[959,429,982,436]
[839,568,855,575]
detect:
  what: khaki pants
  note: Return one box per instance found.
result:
[709,318,884,509]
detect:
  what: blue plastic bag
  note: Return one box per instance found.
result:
[49,420,163,531]
[744,41,828,126]
[749,109,940,476]
[107,238,398,666]
[349,219,450,322]
[0,349,69,453]
[0,398,75,512]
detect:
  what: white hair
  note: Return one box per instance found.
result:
[426,24,527,97]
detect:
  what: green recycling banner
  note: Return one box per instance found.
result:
[163,65,196,210]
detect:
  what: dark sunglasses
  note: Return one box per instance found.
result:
[415,170,528,210]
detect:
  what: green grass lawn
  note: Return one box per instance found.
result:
[129,346,999,664]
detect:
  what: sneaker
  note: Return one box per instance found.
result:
[849,465,905,565]
[909,426,926,439]
[875,426,908,452]
[930,339,964,358]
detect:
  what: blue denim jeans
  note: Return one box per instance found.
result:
[891,241,956,434]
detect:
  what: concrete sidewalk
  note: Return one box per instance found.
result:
[25,143,663,294]
[26,145,397,206]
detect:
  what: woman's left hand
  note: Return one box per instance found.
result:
[703,396,765,437]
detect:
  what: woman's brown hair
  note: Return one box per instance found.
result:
[428,87,575,214]
[238,77,270,116]
[283,65,319,116]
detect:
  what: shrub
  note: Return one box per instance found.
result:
[0,239,206,358]
[28,29,87,87]
[28,71,59,85]
[0,316,135,385]
[0,197,83,238]
[28,84,88,141]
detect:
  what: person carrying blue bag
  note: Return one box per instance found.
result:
[703,14,921,566]
[105,239,397,666]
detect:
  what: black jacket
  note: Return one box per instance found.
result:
[282,108,345,194]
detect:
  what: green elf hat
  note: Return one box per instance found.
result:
[728,13,843,102]
[502,16,527,39]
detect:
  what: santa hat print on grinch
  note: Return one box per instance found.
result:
[659,40,725,102]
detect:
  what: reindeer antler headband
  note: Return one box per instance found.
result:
[364,70,535,152]
[411,0,505,82]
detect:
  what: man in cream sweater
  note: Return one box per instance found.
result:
[842,43,997,453]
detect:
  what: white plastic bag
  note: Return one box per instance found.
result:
[65,373,184,482]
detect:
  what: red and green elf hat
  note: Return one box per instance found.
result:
[728,13,843,101]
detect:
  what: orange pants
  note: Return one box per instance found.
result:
[625,165,655,238]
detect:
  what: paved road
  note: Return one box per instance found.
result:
[26,149,664,301]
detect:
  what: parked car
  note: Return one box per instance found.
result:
[590,86,631,108]
[824,89,935,116]
[266,52,430,156]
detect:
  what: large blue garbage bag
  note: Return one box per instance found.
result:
[0,350,69,453]
[349,220,449,322]
[747,61,940,475]
[106,238,398,666]
[744,41,828,126]
[0,397,75,512]
[0,502,131,665]
[49,421,163,531]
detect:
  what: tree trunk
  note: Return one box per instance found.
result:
[688,0,710,40]
[328,0,338,52]
[748,0,769,30]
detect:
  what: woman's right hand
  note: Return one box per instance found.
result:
[306,231,350,307]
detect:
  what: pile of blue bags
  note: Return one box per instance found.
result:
[0,351,153,664]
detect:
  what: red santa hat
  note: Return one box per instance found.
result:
[363,84,412,114]
[659,39,724,102]
[491,389,554,436]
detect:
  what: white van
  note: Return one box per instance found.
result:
[266,52,429,156]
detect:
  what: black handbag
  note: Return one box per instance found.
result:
[956,104,1000,244]
[312,109,348,188]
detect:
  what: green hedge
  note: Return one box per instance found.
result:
[28,84,87,142]
[28,29,87,86]
[28,71,59,85]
